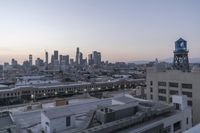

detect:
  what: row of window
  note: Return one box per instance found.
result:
[157,88,192,98]
[0,92,21,97]
[150,81,192,89]
[163,121,182,132]
[159,96,193,106]
[0,83,135,98]
[163,118,189,133]
[158,96,167,101]
[160,89,192,98]
[169,90,179,95]
[151,87,192,98]
[158,89,166,94]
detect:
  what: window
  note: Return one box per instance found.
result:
[45,122,49,126]
[169,97,172,103]
[182,91,192,98]
[66,116,71,127]
[173,121,181,132]
[150,94,153,99]
[158,88,166,94]
[150,81,153,86]
[174,103,180,110]
[187,100,193,106]
[169,82,178,88]
[158,96,166,101]
[158,81,167,87]
[169,90,179,95]
[186,118,189,125]
[182,84,192,89]
[163,126,171,133]
[150,87,153,92]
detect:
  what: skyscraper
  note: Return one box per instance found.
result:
[54,50,58,60]
[29,54,33,66]
[92,51,101,65]
[70,58,74,65]
[78,52,83,65]
[45,51,48,69]
[45,51,48,64]
[53,50,59,70]
[11,58,18,67]
[62,55,69,65]
[59,55,63,65]
[88,54,93,65]
[97,52,101,65]
[76,47,80,65]
[35,58,44,67]
[51,55,54,64]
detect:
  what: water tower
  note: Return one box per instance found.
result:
[173,38,189,71]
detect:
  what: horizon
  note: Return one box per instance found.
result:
[0,0,200,64]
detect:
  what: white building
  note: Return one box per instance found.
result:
[146,66,200,125]
[184,123,200,133]
[40,95,192,133]
[41,110,75,133]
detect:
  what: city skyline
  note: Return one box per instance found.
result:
[0,0,200,64]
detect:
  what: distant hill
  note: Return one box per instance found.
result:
[162,58,200,63]
[128,58,200,64]
[128,60,151,64]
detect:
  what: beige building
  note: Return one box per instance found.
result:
[146,66,200,125]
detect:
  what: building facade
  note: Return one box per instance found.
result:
[146,68,200,125]
[0,79,145,105]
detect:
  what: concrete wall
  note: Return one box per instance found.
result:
[162,107,192,133]
[41,113,50,133]
[79,105,192,133]
[114,107,136,120]
[41,113,75,133]
[96,106,136,123]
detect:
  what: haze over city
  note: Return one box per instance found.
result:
[0,0,200,64]
[1,1,200,133]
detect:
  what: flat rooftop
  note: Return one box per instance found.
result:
[9,94,180,133]
[42,98,112,120]
[106,102,138,111]
[0,111,15,130]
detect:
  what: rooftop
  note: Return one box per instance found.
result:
[7,94,189,133]
[105,102,138,111]
[42,98,112,120]
[0,111,16,131]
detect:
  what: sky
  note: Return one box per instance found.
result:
[0,0,200,64]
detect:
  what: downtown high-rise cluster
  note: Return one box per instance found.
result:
[6,47,102,72]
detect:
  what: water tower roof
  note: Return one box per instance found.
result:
[176,38,186,42]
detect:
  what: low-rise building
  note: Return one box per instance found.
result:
[40,95,192,133]
[0,111,16,133]
[41,109,75,133]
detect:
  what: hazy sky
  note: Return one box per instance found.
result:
[0,0,200,64]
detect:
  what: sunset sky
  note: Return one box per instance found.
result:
[0,0,200,64]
